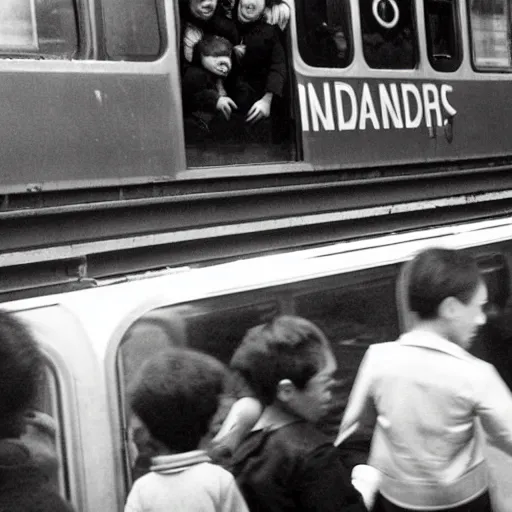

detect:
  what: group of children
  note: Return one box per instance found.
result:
[180,0,290,142]
[124,315,369,512]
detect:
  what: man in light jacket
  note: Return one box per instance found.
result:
[336,247,512,512]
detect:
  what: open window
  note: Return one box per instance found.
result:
[179,0,297,167]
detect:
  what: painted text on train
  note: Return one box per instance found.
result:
[298,82,456,132]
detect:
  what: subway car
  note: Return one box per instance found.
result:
[0,0,511,189]
[8,215,512,512]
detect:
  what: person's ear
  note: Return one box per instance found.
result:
[438,296,460,320]
[276,379,295,403]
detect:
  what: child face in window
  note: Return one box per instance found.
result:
[190,0,218,21]
[237,0,266,23]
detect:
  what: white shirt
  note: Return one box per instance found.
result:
[336,330,512,509]
[125,450,248,512]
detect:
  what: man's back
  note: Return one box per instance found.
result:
[231,420,365,512]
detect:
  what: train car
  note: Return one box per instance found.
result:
[0,0,511,185]
[6,214,512,512]
[3,0,512,295]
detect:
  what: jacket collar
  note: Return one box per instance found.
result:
[150,450,211,475]
[398,329,471,360]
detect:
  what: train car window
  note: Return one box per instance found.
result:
[25,363,69,498]
[468,0,511,68]
[470,253,512,388]
[117,299,278,484]
[102,0,164,60]
[424,0,462,71]
[293,267,400,442]
[0,0,78,58]
[360,0,418,68]
[295,0,352,67]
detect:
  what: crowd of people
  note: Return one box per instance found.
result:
[180,0,290,144]
[4,246,512,512]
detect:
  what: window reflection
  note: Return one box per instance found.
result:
[469,0,511,68]
[295,274,399,438]
[0,0,78,58]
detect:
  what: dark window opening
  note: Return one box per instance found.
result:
[425,0,462,71]
[360,0,418,69]
[179,0,297,167]
[295,0,352,68]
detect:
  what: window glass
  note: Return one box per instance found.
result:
[0,0,78,58]
[424,0,462,71]
[469,0,511,68]
[103,0,164,60]
[25,364,69,498]
[294,270,400,439]
[360,0,417,68]
[295,0,352,67]
[117,299,278,483]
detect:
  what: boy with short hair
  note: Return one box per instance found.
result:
[336,247,512,512]
[124,347,249,512]
[228,315,367,512]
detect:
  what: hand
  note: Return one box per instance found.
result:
[216,96,237,120]
[264,2,291,30]
[233,44,246,62]
[246,94,272,124]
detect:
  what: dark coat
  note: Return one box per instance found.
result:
[230,421,367,512]
[227,17,286,111]
[0,440,75,512]
[182,65,222,115]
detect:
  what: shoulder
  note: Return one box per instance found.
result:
[269,422,332,457]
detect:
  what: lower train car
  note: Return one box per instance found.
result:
[0,0,512,189]
[6,214,512,512]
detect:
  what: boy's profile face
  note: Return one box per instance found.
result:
[284,345,337,423]
[446,281,488,350]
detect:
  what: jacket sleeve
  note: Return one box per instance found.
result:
[265,30,287,97]
[295,444,368,512]
[182,67,220,113]
[335,347,377,447]
[475,362,512,454]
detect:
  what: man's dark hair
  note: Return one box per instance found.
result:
[408,248,483,319]
[130,348,226,452]
[0,310,43,438]
[230,315,329,405]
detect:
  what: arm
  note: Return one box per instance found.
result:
[182,67,221,113]
[335,348,377,447]
[296,445,368,512]
[475,363,512,454]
